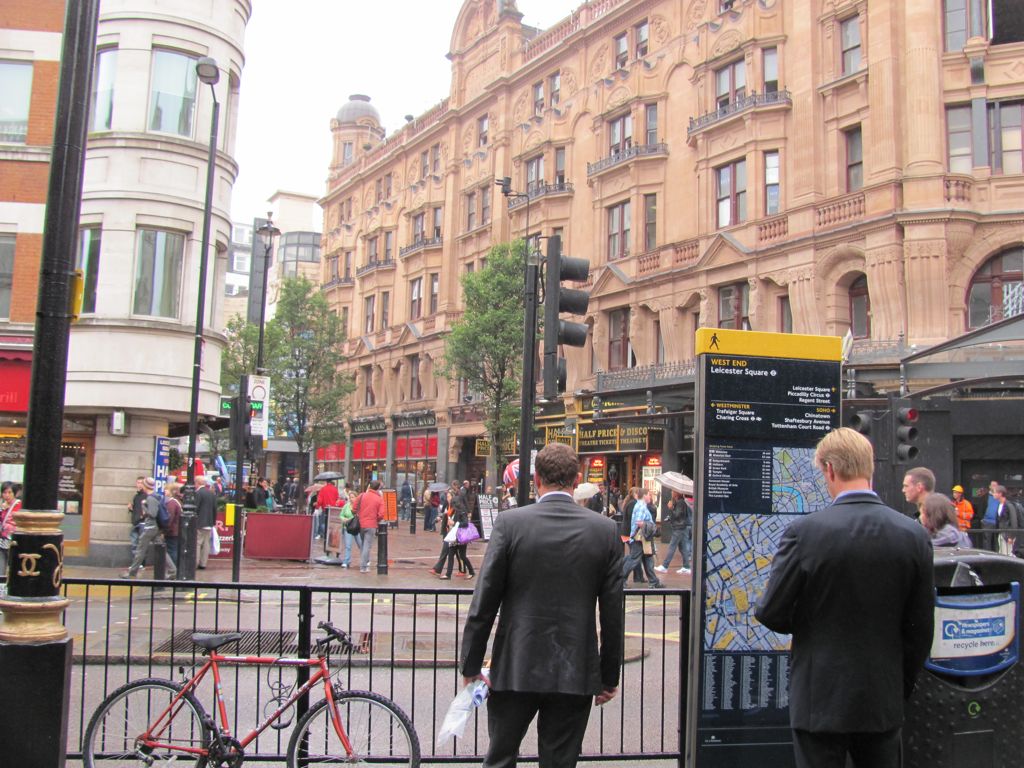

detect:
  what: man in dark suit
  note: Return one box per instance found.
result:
[755,428,934,768]
[194,475,218,569]
[460,443,624,768]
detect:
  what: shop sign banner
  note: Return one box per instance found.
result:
[926,585,1019,676]
[577,424,651,453]
[351,416,387,434]
[393,411,436,430]
[153,436,173,494]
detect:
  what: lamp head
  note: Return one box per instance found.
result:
[195,57,220,86]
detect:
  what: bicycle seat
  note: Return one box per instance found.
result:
[191,632,244,651]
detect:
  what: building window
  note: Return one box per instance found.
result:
[343,251,352,279]
[967,248,1024,329]
[849,275,870,338]
[989,101,1023,174]
[845,126,863,191]
[609,113,632,154]
[614,33,629,68]
[90,49,117,132]
[478,115,489,147]
[133,229,184,318]
[420,150,429,179]
[643,194,657,251]
[412,212,425,241]
[533,82,544,116]
[466,191,477,230]
[431,143,441,172]
[409,355,423,399]
[944,0,987,51]
[429,272,440,314]
[840,16,862,75]
[432,206,443,238]
[765,150,781,215]
[0,61,33,143]
[608,200,631,260]
[328,254,339,281]
[763,47,778,94]
[716,159,747,228]
[0,235,13,318]
[779,295,793,333]
[384,231,394,261]
[364,295,375,334]
[549,71,561,106]
[635,20,650,58]
[715,60,746,109]
[363,365,375,407]
[410,277,423,320]
[77,228,102,314]
[342,142,354,165]
[340,306,349,337]
[526,155,544,194]
[380,291,390,329]
[644,103,658,145]
[231,251,249,273]
[608,309,632,371]
[718,282,750,330]
[148,50,198,137]
[367,236,379,263]
[555,147,566,184]
[481,189,491,225]
[947,105,973,173]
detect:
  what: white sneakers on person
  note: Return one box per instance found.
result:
[677,567,691,574]
[654,565,668,573]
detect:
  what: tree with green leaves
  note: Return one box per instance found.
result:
[221,276,353,488]
[440,240,529,490]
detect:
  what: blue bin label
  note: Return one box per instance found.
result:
[927,583,1019,677]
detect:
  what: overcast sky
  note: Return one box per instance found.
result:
[231,0,577,227]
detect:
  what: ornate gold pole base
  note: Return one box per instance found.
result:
[0,509,68,643]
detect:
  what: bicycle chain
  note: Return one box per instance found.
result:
[207,735,244,768]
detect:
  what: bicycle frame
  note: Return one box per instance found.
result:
[141,650,353,758]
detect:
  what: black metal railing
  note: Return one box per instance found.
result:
[597,360,698,392]
[400,235,443,258]
[687,89,792,135]
[506,181,575,210]
[587,143,668,176]
[355,258,395,277]
[60,578,689,764]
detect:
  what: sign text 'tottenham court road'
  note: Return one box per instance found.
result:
[687,328,842,768]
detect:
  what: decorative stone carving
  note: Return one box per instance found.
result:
[608,86,632,109]
[562,67,577,96]
[698,288,709,326]
[591,44,609,80]
[524,130,544,153]
[712,30,742,57]
[462,125,475,155]
[513,92,528,125]
[651,15,671,44]
[686,0,707,32]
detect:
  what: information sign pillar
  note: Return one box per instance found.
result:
[685,328,841,767]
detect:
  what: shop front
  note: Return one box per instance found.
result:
[314,441,347,477]
[576,421,662,504]
[392,410,438,496]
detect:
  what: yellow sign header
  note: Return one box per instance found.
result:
[695,328,842,362]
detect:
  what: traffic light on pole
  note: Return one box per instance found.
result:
[543,234,590,400]
[846,409,874,435]
[892,398,919,464]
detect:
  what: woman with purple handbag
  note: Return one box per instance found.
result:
[440,491,476,580]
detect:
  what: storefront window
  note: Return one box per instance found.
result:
[0,433,88,542]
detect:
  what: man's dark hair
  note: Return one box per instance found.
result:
[369,479,382,491]
[906,467,935,493]
[535,443,579,490]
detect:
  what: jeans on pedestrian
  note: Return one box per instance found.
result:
[359,528,376,570]
[130,522,144,558]
[622,540,660,585]
[342,530,355,566]
[424,505,437,531]
[165,536,179,568]
[399,500,411,521]
[127,525,177,579]
[662,525,691,569]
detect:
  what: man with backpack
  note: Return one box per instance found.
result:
[121,477,177,579]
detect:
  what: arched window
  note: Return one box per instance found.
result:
[968,248,1024,329]
[849,275,870,339]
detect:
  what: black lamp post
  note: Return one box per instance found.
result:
[255,215,280,375]
[179,56,220,581]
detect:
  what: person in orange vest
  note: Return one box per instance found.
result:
[952,484,975,533]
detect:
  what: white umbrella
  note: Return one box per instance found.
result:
[657,471,693,495]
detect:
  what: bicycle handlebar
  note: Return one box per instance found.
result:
[315,621,355,654]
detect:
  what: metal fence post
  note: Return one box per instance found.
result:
[377,522,389,574]
[296,586,313,722]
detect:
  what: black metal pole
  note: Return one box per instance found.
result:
[0,3,98,766]
[232,375,248,582]
[516,195,536,507]
[256,231,273,373]
[180,90,220,581]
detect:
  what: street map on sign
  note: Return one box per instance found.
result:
[771,447,831,514]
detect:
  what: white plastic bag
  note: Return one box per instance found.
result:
[210,527,221,555]
[438,679,488,741]
[444,522,460,544]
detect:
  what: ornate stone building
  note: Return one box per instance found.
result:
[318,0,1024,496]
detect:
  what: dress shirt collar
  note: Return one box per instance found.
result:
[538,491,574,503]
[833,489,880,502]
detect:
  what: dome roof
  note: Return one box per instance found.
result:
[336,94,380,125]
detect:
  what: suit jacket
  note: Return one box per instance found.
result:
[460,494,625,696]
[755,491,934,734]
[195,486,218,529]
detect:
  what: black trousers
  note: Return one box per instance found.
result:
[484,689,593,768]
[792,727,901,768]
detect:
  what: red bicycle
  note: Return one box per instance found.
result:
[83,620,420,766]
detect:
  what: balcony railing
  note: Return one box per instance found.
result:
[596,360,698,392]
[587,143,668,177]
[507,181,575,210]
[355,259,395,277]
[815,192,864,229]
[687,90,792,136]
[323,276,355,289]
[399,235,443,258]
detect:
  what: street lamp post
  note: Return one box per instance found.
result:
[498,178,538,507]
[255,215,280,375]
[179,56,220,581]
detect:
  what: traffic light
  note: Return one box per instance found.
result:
[543,234,590,399]
[846,409,874,435]
[892,398,919,464]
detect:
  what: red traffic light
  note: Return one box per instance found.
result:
[896,406,918,424]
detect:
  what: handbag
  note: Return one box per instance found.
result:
[444,522,460,544]
[210,527,221,555]
[456,521,480,545]
[346,496,363,536]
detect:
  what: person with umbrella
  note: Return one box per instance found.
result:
[424,481,446,531]
[654,472,694,575]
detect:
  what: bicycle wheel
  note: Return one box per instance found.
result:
[83,678,210,767]
[287,689,420,767]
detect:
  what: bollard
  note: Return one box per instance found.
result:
[149,539,167,580]
[409,502,417,534]
[376,521,388,575]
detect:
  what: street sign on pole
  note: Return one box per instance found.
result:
[248,375,271,437]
